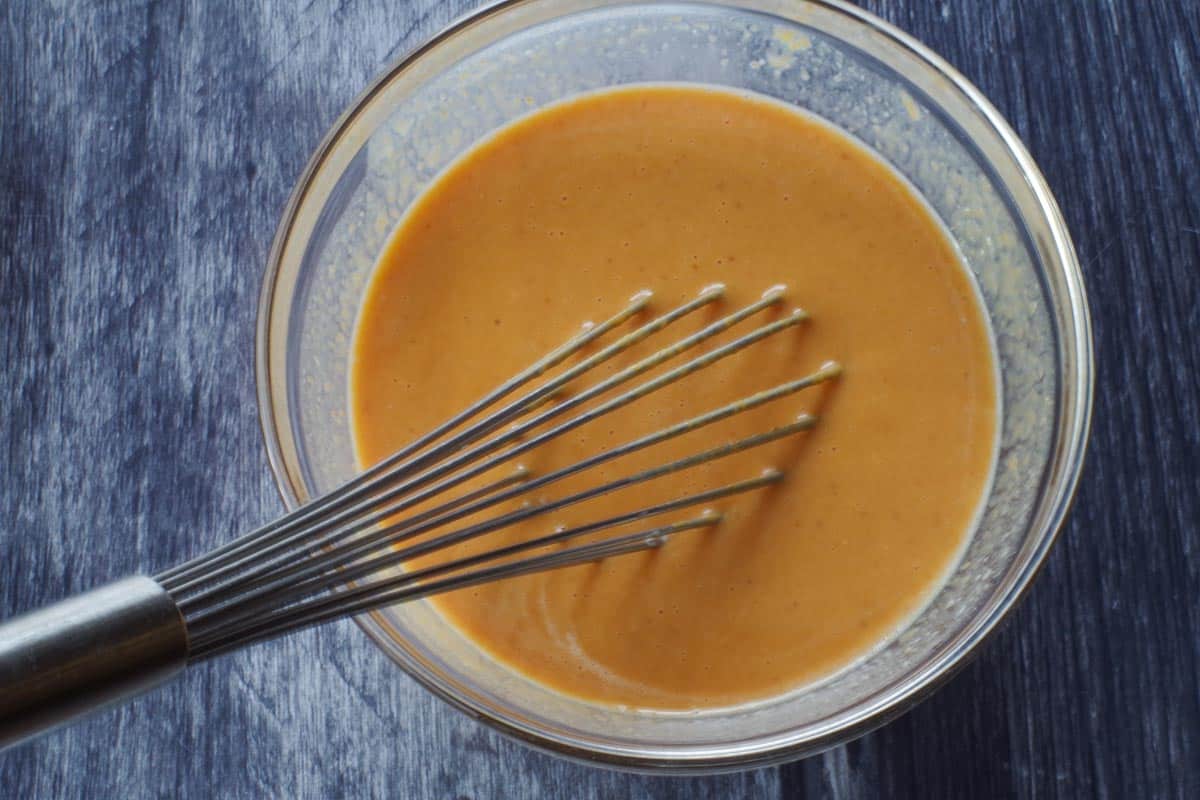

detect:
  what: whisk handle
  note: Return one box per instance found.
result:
[0,575,188,751]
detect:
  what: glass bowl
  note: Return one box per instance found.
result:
[255,0,1093,773]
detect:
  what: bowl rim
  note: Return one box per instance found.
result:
[254,0,1094,773]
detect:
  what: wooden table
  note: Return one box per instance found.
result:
[2,1,1197,797]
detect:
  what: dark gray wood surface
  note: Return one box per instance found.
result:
[2,1,1197,797]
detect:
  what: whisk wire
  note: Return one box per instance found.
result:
[180,358,825,627]
[169,289,792,603]
[160,286,840,662]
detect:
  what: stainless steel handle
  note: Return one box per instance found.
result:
[0,575,189,750]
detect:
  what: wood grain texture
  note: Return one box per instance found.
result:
[1,1,1196,797]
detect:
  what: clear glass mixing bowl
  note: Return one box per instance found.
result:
[255,0,1093,772]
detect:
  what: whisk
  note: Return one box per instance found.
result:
[0,284,839,750]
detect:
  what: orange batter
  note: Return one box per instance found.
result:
[350,85,997,709]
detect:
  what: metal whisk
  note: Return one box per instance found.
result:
[0,284,840,750]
